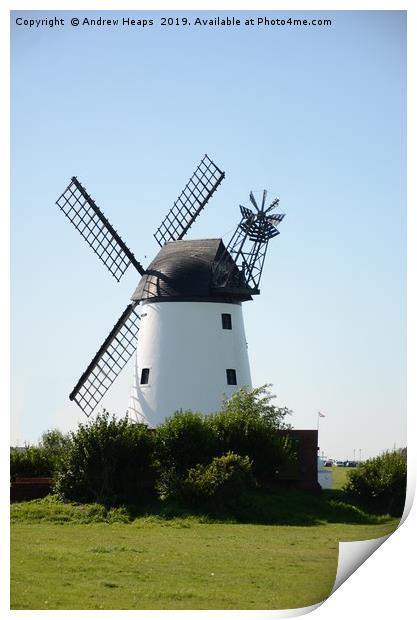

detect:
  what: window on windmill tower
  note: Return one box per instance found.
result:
[140,368,150,385]
[222,313,232,329]
[226,369,237,385]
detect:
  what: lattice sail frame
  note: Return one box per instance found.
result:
[70,304,141,417]
[213,190,285,293]
[56,177,144,281]
[154,154,225,246]
[55,154,225,418]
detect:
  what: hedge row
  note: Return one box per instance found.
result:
[12,387,407,517]
[12,386,295,508]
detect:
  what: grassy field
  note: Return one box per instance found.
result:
[10,488,399,610]
[330,466,349,490]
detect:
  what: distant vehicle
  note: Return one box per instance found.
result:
[335,461,345,467]
[347,461,357,467]
[324,460,333,467]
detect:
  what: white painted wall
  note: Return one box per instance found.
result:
[128,301,252,427]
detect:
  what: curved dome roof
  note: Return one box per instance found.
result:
[131,239,251,303]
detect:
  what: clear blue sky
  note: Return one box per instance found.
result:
[11,10,406,459]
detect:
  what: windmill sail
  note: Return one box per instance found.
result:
[55,177,145,281]
[70,303,141,417]
[153,154,225,247]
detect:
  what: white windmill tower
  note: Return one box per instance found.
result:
[54,155,285,426]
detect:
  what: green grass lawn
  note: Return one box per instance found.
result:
[10,492,399,610]
[331,466,349,490]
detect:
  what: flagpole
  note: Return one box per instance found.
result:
[317,411,325,438]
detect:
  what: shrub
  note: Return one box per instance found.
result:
[54,411,155,505]
[343,450,407,516]
[10,446,57,480]
[161,452,256,508]
[16,386,296,508]
[154,410,217,476]
[207,386,295,482]
[39,429,70,454]
[217,385,292,430]
[10,429,70,481]
[155,388,295,488]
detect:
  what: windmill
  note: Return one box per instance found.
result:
[55,155,285,427]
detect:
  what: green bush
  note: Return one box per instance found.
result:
[54,411,155,505]
[13,386,296,509]
[161,452,256,508]
[154,387,295,489]
[186,452,255,505]
[217,385,292,429]
[39,429,70,454]
[154,410,217,476]
[10,429,70,481]
[343,450,407,516]
[10,446,57,480]
[207,386,295,482]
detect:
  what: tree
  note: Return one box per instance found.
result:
[39,429,70,452]
[207,385,295,481]
[218,384,293,430]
